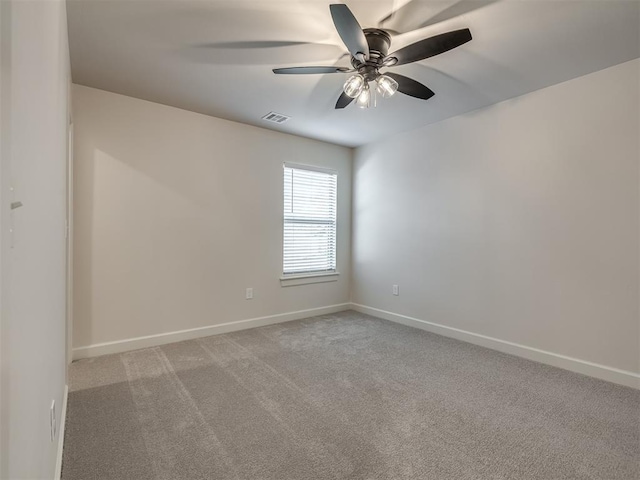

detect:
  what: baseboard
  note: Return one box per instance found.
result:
[54,384,68,480]
[351,303,640,390]
[72,303,351,360]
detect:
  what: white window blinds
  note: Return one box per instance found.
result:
[283,164,337,275]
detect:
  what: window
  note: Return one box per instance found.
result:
[283,164,337,279]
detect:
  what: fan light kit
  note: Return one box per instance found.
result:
[342,73,398,108]
[273,4,472,110]
[343,74,365,98]
[376,75,398,98]
[355,83,370,108]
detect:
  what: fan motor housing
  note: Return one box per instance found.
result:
[364,29,391,58]
[351,28,391,71]
[350,29,392,80]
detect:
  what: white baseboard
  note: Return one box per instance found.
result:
[54,384,68,480]
[351,303,640,390]
[72,303,351,360]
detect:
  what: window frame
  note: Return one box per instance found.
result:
[280,162,339,287]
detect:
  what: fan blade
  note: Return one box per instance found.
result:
[204,41,312,49]
[380,1,495,34]
[385,73,435,100]
[329,4,369,61]
[335,91,354,109]
[386,29,472,66]
[273,66,351,74]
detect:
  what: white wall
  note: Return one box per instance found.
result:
[353,59,639,375]
[0,0,70,478]
[72,85,352,352]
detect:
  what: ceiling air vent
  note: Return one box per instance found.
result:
[262,112,290,124]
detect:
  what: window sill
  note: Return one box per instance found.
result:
[280,272,340,287]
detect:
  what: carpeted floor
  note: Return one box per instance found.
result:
[62,311,639,480]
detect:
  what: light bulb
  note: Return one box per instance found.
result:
[356,84,370,108]
[376,75,398,98]
[343,74,365,98]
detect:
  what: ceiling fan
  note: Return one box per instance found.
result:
[273,4,472,109]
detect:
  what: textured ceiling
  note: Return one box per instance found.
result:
[67,0,640,147]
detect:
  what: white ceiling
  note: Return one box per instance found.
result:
[67,0,640,147]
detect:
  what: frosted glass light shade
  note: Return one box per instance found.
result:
[356,84,370,108]
[376,75,398,98]
[343,74,365,98]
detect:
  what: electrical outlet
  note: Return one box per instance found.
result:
[50,400,56,442]
[392,284,399,296]
[245,288,253,300]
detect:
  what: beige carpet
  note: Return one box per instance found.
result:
[62,311,639,479]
